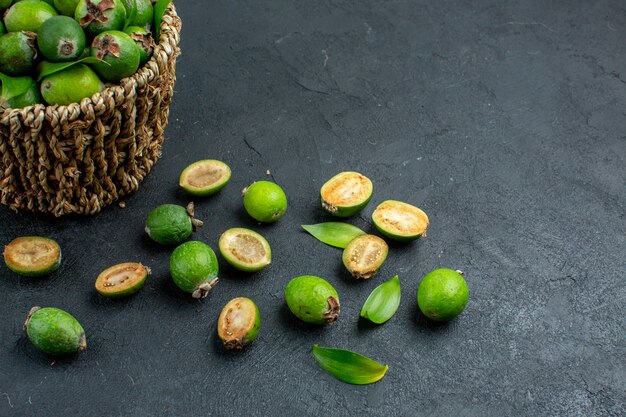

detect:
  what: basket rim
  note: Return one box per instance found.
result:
[0,2,180,119]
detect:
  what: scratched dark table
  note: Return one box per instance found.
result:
[1,0,625,416]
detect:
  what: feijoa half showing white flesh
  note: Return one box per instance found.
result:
[342,234,388,279]
[219,228,271,272]
[372,200,429,242]
[320,171,373,217]
[217,297,261,349]
[3,236,61,277]
[179,159,231,196]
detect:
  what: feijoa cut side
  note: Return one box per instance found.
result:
[342,234,388,280]
[320,171,373,217]
[179,160,231,196]
[3,236,61,277]
[217,297,261,349]
[372,200,429,242]
[24,306,86,356]
[219,228,271,272]
[95,262,150,298]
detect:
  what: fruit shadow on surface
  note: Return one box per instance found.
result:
[411,302,453,331]
[275,303,332,334]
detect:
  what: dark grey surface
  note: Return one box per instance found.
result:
[1,0,625,415]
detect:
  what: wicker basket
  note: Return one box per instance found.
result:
[0,4,182,216]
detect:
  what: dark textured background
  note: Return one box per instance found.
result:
[1,0,625,416]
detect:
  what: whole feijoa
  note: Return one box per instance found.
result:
[0,31,38,76]
[342,234,388,280]
[1,75,42,108]
[4,0,57,32]
[75,0,126,36]
[24,306,86,356]
[3,236,61,277]
[217,297,261,349]
[124,25,154,67]
[37,16,86,62]
[90,30,140,82]
[242,181,288,223]
[320,171,373,217]
[145,203,203,245]
[53,0,79,16]
[372,200,429,242]
[417,269,469,322]
[120,0,152,28]
[40,63,103,105]
[170,241,219,299]
[285,275,340,325]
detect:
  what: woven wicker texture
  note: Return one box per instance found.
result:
[0,5,182,216]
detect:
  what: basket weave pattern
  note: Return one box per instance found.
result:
[0,5,182,216]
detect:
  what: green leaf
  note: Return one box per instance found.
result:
[124,0,138,30]
[0,72,33,102]
[301,222,365,249]
[38,57,106,82]
[311,345,388,385]
[153,0,173,39]
[360,275,401,324]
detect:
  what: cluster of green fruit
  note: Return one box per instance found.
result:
[0,0,157,107]
[5,161,469,384]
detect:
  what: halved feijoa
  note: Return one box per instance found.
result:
[24,306,86,356]
[179,159,231,196]
[320,171,373,217]
[372,200,429,242]
[95,262,150,298]
[217,297,261,349]
[3,236,61,277]
[342,234,388,280]
[219,228,271,272]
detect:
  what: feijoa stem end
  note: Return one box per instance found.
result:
[192,277,219,299]
[186,202,204,230]
[23,306,41,331]
[79,334,87,351]
[321,200,338,213]
[323,296,340,324]
[223,338,244,350]
[456,270,464,276]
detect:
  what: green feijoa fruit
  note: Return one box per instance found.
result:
[121,0,152,28]
[0,31,38,76]
[37,16,86,62]
[90,30,140,82]
[360,275,401,324]
[40,63,103,105]
[0,0,12,11]
[372,200,429,242]
[218,228,271,272]
[320,171,373,217]
[285,275,340,325]
[417,268,469,322]
[179,159,231,196]
[24,306,86,355]
[75,0,126,36]
[242,181,288,223]
[312,345,389,385]
[169,241,219,299]
[1,75,42,108]
[4,0,57,32]
[217,297,261,349]
[342,234,388,280]
[145,203,203,245]
[95,262,149,298]
[124,25,154,67]
[3,236,61,277]
[53,0,79,16]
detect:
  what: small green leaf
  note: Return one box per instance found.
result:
[38,58,106,82]
[301,222,365,249]
[312,345,388,385]
[360,275,401,324]
[0,72,33,102]
[124,0,138,30]
[153,0,173,39]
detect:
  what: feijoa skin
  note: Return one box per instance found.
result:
[372,200,429,242]
[217,297,261,349]
[0,0,12,11]
[242,181,288,223]
[320,171,373,217]
[3,236,61,277]
[37,16,86,62]
[219,228,271,272]
[120,0,153,29]
[169,241,219,299]
[95,262,149,298]
[179,159,231,197]
[54,0,80,16]
[3,75,42,108]
[417,269,468,322]
[285,276,340,325]
[4,0,57,33]
[40,63,103,105]
[24,307,86,356]
[0,31,38,76]
[342,234,388,280]
[124,25,154,67]
[90,30,140,82]
[74,0,126,36]
[145,203,202,245]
